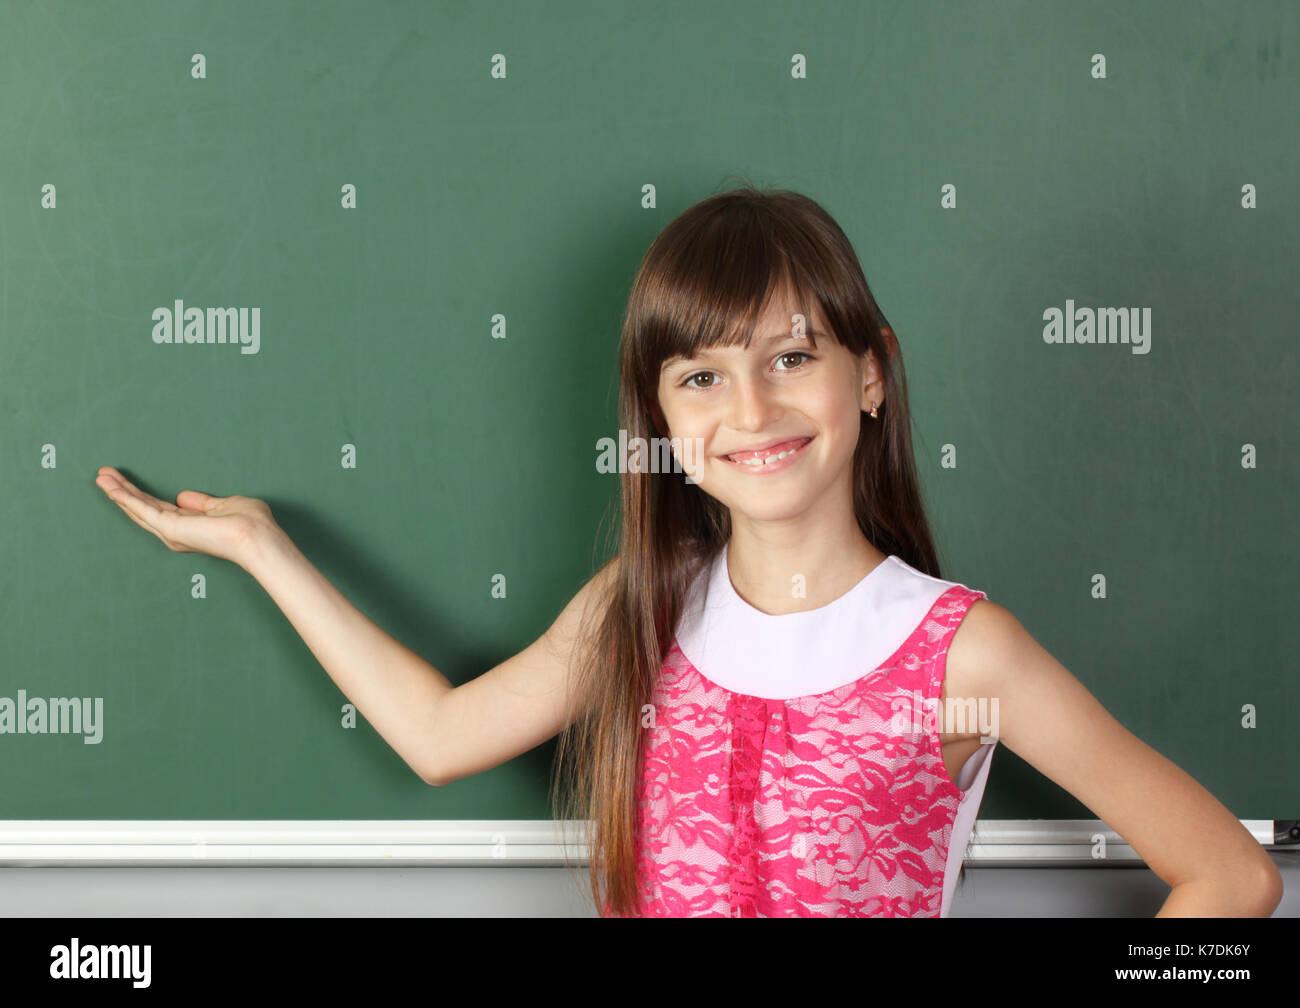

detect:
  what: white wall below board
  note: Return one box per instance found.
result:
[1,854,1294,917]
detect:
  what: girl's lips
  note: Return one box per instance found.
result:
[720,436,813,473]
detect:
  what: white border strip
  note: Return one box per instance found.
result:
[966,819,1279,866]
[0,820,1278,866]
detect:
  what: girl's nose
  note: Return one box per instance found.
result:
[727,377,782,430]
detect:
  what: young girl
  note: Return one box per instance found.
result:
[95,186,1281,919]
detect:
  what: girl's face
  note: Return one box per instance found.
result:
[654,290,883,525]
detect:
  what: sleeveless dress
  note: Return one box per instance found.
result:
[617,542,997,918]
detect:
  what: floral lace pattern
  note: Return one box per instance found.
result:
[615,585,987,917]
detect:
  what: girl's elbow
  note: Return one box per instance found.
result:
[1189,852,1284,916]
[1223,855,1286,916]
[1251,857,1284,917]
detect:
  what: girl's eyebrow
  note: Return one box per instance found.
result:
[661,330,822,373]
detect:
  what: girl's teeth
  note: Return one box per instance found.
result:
[728,440,805,465]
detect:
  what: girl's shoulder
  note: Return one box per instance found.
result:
[943,595,1022,707]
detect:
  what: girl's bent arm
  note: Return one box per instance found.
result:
[244,524,454,785]
[947,600,1284,917]
[246,517,616,788]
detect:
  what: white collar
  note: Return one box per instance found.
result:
[674,541,970,700]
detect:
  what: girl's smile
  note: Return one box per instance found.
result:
[717,435,814,474]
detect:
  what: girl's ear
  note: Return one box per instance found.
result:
[859,347,885,414]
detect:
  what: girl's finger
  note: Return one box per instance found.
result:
[116,481,179,516]
[176,489,217,512]
[111,489,171,535]
[108,493,164,541]
[96,470,173,512]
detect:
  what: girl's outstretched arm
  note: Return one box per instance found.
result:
[246,525,617,788]
[945,600,1284,917]
[96,466,612,788]
[244,525,456,784]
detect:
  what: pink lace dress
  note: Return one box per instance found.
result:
[612,543,997,917]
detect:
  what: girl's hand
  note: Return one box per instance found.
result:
[94,466,276,569]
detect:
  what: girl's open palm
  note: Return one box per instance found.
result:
[94,466,273,567]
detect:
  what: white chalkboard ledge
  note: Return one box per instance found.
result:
[0,819,1278,867]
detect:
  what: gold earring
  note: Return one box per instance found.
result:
[869,402,879,419]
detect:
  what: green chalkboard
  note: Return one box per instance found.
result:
[2,0,1294,825]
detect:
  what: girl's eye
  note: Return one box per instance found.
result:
[777,350,813,370]
[681,351,813,389]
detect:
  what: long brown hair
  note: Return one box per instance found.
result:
[552,182,951,917]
